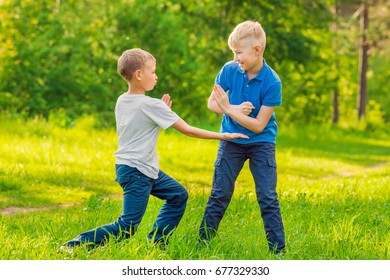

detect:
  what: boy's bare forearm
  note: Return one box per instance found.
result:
[208,99,245,115]
[224,107,266,134]
[210,100,265,133]
[184,127,222,139]
[171,118,248,140]
[208,98,225,114]
[171,118,221,139]
[212,84,272,134]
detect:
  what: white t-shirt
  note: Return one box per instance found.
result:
[114,93,180,179]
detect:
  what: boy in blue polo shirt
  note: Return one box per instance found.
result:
[199,20,285,255]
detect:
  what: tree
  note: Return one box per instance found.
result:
[357,0,369,120]
[330,0,341,124]
[5,0,387,127]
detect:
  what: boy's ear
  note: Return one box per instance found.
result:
[254,45,262,55]
[134,69,142,80]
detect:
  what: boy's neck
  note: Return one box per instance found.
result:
[246,58,263,80]
[127,84,145,95]
[127,91,145,95]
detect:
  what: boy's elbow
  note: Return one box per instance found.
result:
[250,127,262,134]
[207,100,214,111]
[181,128,194,137]
[177,124,195,137]
[208,101,222,114]
[252,123,266,134]
[172,118,193,136]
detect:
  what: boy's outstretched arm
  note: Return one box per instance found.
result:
[171,118,248,140]
[212,84,273,134]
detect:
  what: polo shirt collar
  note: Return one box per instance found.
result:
[238,58,267,81]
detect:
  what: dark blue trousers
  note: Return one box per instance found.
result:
[66,165,188,247]
[199,141,285,252]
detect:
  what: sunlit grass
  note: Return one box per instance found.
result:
[0,116,389,260]
[0,116,118,207]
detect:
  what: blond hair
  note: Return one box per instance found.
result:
[228,20,266,52]
[117,48,155,82]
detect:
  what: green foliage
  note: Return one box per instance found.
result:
[0,0,389,127]
[368,54,390,123]
[0,0,120,125]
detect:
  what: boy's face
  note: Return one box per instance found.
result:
[140,59,158,91]
[230,38,261,73]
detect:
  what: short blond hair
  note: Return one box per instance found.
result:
[228,20,266,52]
[117,48,155,82]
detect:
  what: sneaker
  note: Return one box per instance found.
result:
[196,238,210,248]
[57,245,74,254]
[274,248,286,258]
[153,239,168,250]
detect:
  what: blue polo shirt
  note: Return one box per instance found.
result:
[215,59,282,144]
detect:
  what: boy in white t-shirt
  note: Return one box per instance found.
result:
[61,48,247,250]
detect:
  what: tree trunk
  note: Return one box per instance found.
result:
[357,0,369,120]
[332,89,339,124]
[331,1,339,125]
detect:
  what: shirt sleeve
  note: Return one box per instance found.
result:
[262,82,282,107]
[215,63,230,92]
[141,99,180,129]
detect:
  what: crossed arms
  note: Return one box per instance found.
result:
[208,85,274,134]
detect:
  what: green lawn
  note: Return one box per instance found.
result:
[0,116,389,260]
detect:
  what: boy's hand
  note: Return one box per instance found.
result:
[161,94,172,108]
[221,132,249,140]
[238,101,255,115]
[212,84,231,114]
[213,85,254,115]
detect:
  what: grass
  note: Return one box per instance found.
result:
[0,115,389,260]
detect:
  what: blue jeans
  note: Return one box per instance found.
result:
[66,165,188,246]
[199,141,285,252]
